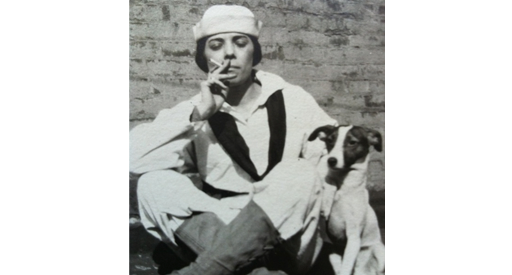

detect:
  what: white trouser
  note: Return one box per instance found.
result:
[137,158,327,272]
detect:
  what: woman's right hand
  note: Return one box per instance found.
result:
[191,60,236,121]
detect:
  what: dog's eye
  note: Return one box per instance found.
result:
[348,140,358,146]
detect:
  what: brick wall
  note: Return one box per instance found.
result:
[129,0,385,190]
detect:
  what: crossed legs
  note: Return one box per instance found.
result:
[137,158,325,274]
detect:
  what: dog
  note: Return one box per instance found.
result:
[308,125,385,275]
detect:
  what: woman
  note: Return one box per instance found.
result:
[130,5,337,275]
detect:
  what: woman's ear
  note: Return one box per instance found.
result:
[308,125,337,141]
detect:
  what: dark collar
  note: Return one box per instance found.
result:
[208,90,286,181]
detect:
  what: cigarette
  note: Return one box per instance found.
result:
[209,58,223,67]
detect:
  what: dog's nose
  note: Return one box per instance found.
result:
[328,157,337,167]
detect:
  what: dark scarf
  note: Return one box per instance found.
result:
[208,90,286,181]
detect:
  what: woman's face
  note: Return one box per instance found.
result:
[204,33,254,87]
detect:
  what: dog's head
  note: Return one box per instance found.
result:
[308,125,382,171]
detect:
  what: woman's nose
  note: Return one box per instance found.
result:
[223,42,235,59]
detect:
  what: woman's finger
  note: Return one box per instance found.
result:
[207,74,234,86]
[205,76,227,90]
[218,59,230,73]
[209,65,220,74]
[217,73,236,80]
[209,59,230,74]
[213,79,228,90]
[208,75,219,82]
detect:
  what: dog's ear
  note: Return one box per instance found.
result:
[365,128,383,152]
[308,125,337,141]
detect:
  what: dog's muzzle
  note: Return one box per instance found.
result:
[328,157,338,168]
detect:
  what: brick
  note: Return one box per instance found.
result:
[145,59,185,76]
[130,79,203,121]
[294,80,336,98]
[349,34,384,47]
[130,4,146,22]
[364,94,385,108]
[378,6,385,15]
[319,93,384,112]
[169,5,203,24]
[278,44,385,65]
[369,80,385,94]
[261,45,286,61]
[360,64,385,80]
[130,22,169,40]
[344,19,384,37]
[130,59,152,78]
[259,27,289,45]
[129,78,152,100]
[160,41,197,58]
[326,46,385,65]
[284,14,310,31]
[130,41,161,60]
[130,78,200,102]
[288,30,333,47]
[259,63,383,85]
[241,0,265,8]
[279,63,333,81]
[329,80,349,93]
[145,4,167,21]
[346,80,370,94]
[327,80,385,94]
[323,108,384,129]
[367,157,385,191]
[255,59,285,74]
[130,21,195,41]
[162,5,171,20]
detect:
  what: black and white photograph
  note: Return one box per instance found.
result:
[129,1,385,274]
[6,0,512,275]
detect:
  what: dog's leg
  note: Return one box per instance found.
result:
[359,207,385,274]
[329,253,343,275]
[340,227,362,275]
[373,243,385,274]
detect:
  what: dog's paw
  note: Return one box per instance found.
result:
[329,253,343,275]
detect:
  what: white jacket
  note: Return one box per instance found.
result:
[130,70,336,207]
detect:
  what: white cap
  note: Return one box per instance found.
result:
[193,5,263,41]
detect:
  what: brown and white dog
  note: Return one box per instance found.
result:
[308,125,385,275]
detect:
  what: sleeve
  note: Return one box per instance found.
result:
[130,99,203,175]
[297,89,338,165]
[130,98,237,222]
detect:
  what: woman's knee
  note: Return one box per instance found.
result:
[137,169,192,202]
[137,169,196,226]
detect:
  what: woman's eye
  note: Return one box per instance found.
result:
[208,41,223,50]
[234,37,249,47]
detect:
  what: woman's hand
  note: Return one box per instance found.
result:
[191,60,236,121]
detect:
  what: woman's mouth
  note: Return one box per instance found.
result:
[227,67,239,73]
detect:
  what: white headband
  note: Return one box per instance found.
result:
[193,5,263,41]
